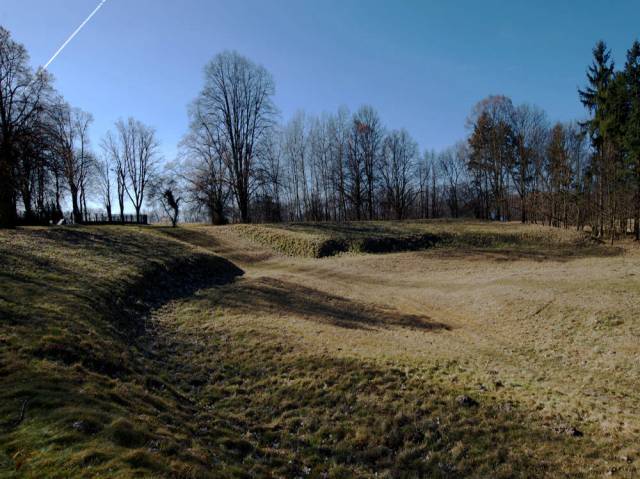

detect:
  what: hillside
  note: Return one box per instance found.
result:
[1,223,638,477]
[0,227,243,477]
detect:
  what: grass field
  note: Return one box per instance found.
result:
[1,221,639,477]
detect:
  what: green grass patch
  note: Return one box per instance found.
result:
[0,226,241,478]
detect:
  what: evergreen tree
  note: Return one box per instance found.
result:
[579,41,615,146]
[579,41,615,236]
[624,40,640,239]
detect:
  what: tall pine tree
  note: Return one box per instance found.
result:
[579,41,615,236]
[624,40,640,239]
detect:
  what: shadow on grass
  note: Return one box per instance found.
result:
[208,276,449,332]
[0,226,618,477]
[148,303,607,478]
[1,228,245,330]
[0,226,245,377]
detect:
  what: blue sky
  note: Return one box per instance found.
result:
[1,0,639,160]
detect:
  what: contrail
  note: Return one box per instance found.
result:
[42,0,109,70]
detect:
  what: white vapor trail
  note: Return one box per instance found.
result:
[42,0,109,70]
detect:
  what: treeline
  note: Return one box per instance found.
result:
[2,24,639,239]
[464,40,640,240]
[174,41,640,240]
[0,27,160,227]
[175,52,466,224]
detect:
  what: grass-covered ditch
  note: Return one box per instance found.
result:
[0,224,622,478]
[0,226,242,478]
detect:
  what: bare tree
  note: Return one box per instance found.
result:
[439,142,468,218]
[102,118,158,222]
[417,151,433,218]
[122,118,158,222]
[14,102,51,222]
[468,95,517,220]
[101,130,127,222]
[308,114,332,221]
[75,111,94,220]
[327,108,350,221]
[0,27,52,227]
[95,154,113,221]
[510,103,548,222]
[354,106,383,219]
[283,112,308,220]
[380,129,418,220]
[48,103,93,223]
[255,131,284,222]
[193,51,276,222]
[179,104,231,224]
[149,171,182,227]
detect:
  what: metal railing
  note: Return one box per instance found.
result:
[80,213,148,225]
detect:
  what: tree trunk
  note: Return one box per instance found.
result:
[0,145,16,228]
[210,197,227,225]
[239,193,250,223]
[70,187,82,224]
[0,180,16,228]
[636,175,640,241]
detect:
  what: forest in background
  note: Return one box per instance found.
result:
[1,25,640,241]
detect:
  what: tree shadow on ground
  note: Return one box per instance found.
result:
[2,228,245,330]
[209,276,449,332]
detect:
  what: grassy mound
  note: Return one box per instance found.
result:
[231,224,347,257]
[233,221,596,258]
[0,226,242,478]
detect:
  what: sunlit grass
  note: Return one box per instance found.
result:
[0,223,637,477]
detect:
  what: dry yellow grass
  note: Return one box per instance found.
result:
[163,221,639,476]
[2,221,638,477]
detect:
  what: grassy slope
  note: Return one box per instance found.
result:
[0,226,243,478]
[0,223,634,477]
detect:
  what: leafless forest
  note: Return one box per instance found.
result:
[2,26,640,242]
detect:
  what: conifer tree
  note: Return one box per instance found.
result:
[624,41,640,239]
[579,41,615,236]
